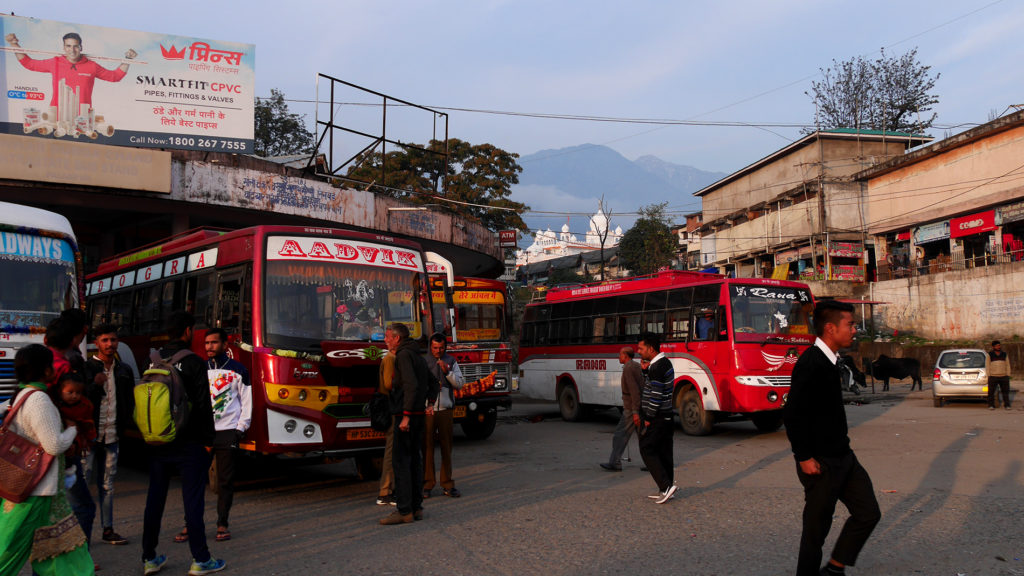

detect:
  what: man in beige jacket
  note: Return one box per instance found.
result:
[988,340,1012,410]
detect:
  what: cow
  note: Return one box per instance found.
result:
[865,354,923,391]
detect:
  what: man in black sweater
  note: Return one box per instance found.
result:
[784,301,880,576]
[637,332,677,504]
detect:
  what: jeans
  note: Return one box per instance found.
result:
[91,441,119,530]
[65,453,96,547]
[142,443,213,564]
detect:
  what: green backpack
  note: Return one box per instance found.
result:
[134,349,194,444]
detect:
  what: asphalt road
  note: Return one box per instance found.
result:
[48,387,1024,576]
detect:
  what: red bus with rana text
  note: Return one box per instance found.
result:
[86,225,433,475]
[517,271,815,435]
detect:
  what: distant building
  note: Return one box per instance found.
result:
[515,205,622,268]
[516,246,624,285]
[670,212,703,270]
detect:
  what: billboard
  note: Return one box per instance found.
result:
[0,14,254,153]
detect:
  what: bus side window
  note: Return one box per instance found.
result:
[185,272,216,330]
[215,271,243,332]
[109,291,133,335]
[692,306,717,341]
[240,264,253,342]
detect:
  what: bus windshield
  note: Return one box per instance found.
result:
[729,284,813,343]
[433,289,506,342]
[0,237,77,330]
[264,260,425,349]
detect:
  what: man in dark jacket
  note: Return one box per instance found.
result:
[601,346,643,471]
[140,312,225,575]
[637,332,676,504]
[784,301,880,576]
[381,322,431,525]
[82,323,134,546]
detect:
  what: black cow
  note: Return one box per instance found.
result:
[866,354,923,391]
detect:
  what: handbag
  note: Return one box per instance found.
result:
[368,392,392,432]
[0,389,56,503]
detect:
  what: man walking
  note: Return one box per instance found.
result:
[988,340,1011,410]
[376,326,399,506]
[83,323,134,546]
[141,312,225,575]
[600,346,642,471]
[423,333,465,498]
[784,300,881,576]
[637,332,676,504]
[381,323,431,525]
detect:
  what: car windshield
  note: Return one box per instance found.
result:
[938,351,987,369]
[729,284,813,342]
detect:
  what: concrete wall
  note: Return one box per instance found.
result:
[870,260,1024,340]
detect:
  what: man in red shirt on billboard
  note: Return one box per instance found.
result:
[5,31,136,108]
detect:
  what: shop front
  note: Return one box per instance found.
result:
[996,201,1024,261]
[912,220,950,275]
[950,210,998,267]
[827,240,866,281]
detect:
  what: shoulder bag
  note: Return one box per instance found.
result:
[0,389,56,503]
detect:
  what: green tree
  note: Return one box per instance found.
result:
[618,202,675,276]
[807,47,939,133]
[345,138,529,231]
[254,88,315,157]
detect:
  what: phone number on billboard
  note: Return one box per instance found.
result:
[168,137,247,150]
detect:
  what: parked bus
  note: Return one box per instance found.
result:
[0,202,83,404]
[85,225,433,475]
[517,270,815,435]
[429,275,514,440]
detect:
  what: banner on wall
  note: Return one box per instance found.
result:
[0,14,254,152]
[950,210,997,238]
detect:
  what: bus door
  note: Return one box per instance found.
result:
[214,267,245,336]
[687,284,728,405]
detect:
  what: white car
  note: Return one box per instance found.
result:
[932,349,988,407]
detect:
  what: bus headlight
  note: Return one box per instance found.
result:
[303,425,316,438]
[493,377,507,391]
[767,390,778,403]
[284,419,297,433]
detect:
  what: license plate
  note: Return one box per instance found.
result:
[453,406,466,419]
[346,429,385,441]
[951,373,977,381]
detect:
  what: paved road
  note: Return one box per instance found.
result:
[56,388,1024,576]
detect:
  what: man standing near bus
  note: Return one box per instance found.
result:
[784,300,880,576]
[601,346,642,472]
[637,332,676,504]
[422,333,465,499]
[380,323,430,525]
[376,326,399,506]
[83,323,134,546]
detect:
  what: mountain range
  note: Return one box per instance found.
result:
[512,144,725,235]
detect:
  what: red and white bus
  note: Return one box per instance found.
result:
[429,275,513,440]
[85,225,434,475]
[517,270,815,435]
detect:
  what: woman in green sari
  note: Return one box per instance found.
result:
[0,344,93,576]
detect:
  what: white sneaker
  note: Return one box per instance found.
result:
[647,493,662,499]
[655,484,678,504]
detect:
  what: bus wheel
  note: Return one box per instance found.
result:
[559,385,583,422]
[679,388,713,436]
[461,412,497,440]
[355,455,383,481]
[750,411,784,433]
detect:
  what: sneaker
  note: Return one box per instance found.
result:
[376,494,393,506]
[188,557,226,575]
[989,406,996,410]
[379,510,414,525]
[102,527,128,545]
[143,555,167,576]
[655,484,678,504]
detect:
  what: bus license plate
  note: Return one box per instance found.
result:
[347,429,385,441]
[453,406,467,419]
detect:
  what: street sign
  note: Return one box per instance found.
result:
[498,229,518,248]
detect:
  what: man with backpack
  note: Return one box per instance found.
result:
[140,312,225,576]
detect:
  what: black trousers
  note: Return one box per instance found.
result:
[391,414,425,516]
[142,442,213,563]
[212,430,238,529]
[989,376,1011,408]
[639,416,674,492]
[795,452,881,576]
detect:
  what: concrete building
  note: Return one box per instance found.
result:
[695,129,929,298]
[670,212,703,270]
[858,110,1024,339]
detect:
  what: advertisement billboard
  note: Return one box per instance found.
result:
[0,14,254,153]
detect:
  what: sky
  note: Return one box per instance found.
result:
[5,0,1024,225]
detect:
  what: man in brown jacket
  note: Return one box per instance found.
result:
[376,327,399,505]
[601,347,643,471]
[988,340,1012,410]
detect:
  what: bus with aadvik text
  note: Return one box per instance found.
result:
[0,202,84,405]
[429,274,514,440]
[85,225,434,475]
[517,270,815,435]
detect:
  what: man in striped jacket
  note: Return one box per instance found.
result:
[637,332,677,504]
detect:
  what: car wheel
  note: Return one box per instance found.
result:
[933,396,944,407]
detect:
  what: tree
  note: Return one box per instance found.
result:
[345,138,529,231]
[254,88,315,157]
[807,48,939,133]
[591,195,614,281]
[618,202,675,276]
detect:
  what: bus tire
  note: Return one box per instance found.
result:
[355,455,383,481]
[559,384,584,422]
[678,388,713,436]
[461,411,497,440]
[750,411,784,433]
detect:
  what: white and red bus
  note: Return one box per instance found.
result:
[85,225,433,475]
[517,270,815,435]
[429,275,513,440]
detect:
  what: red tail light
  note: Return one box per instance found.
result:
[495,350,512,363]
[933,368,941,380]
